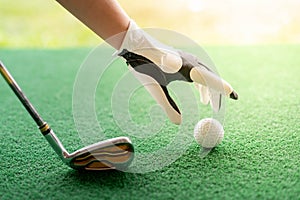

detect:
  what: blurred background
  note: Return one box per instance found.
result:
[1,0,300,48]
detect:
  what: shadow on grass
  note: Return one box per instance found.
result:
[63,169,150,189]
[62,145,223,186]
[43,145,234,200]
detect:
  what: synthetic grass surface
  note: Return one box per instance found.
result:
[0,46,299,199]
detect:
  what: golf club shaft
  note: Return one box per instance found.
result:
[0,61,45,127]
[0,61,70,159]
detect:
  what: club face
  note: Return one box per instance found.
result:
[67,137,134,171]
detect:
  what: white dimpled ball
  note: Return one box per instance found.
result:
[194,118,224,148]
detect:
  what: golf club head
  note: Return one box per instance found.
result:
[67,137,134,171]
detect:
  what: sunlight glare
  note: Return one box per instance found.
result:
[187,0,204,12]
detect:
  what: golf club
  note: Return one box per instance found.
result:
[0,61,134,171]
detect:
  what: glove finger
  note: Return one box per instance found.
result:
[177,50,238,100]
[194,83,210,105]
[190,67,234,97]
[209,89,222,112]
[129,66,182,125]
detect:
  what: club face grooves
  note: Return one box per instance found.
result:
[70,143,134,170]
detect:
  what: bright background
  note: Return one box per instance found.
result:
[1,0,300,47]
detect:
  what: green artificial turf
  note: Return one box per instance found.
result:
[0,46,299,199]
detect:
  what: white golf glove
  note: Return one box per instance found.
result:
[117,20,238,125]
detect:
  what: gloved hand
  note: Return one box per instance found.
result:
[117,20,238,125]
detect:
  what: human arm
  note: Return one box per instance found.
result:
[56,0,130,49]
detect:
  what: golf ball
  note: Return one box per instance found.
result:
[194,118,224,148]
